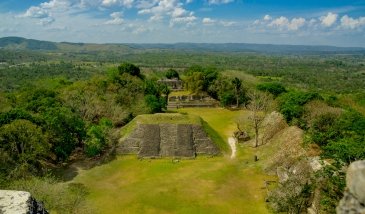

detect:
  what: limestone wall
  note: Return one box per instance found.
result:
[0,190,48,214]
[117,124,219,158]
[337,160,365,214]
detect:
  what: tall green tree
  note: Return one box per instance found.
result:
[0,119,49,177]
[42,107,85,161]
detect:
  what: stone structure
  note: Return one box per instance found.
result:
[157,78,183,91]
[0,190,48,214]
[337,160,365,214]
[167,95,219,109]
[118,124,219,158]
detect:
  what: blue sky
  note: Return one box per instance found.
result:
[0,0,364,47]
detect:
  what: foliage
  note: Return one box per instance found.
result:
[85,118,113,157]
[269,180,312,214]
[0,119,49,178]
[0,62,99,91]
[0,108,42,126]
[316,163,346,213]
[118,62,141,78]
[277,91,322,125]
[257,82,287,97]
[42,107,86,161]
[22,88,61,113]
[165,69,180,79]
[309,113,339,146]
[143,80,168,113]
[305,109,365,212]
[219,91,236,107]
[184,65,219,95]
[144,95,166,113]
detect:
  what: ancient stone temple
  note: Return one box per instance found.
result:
[117,114,220,158]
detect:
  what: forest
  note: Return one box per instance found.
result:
[0,38,365,213]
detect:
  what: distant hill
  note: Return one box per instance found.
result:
[127,43,365,54]
[1,36,364,54]
[0,37,57,50]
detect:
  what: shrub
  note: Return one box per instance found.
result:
[118,62,141,77]
[257,82,287,97]
[85,118,112,157]
[278,91,322,124]
[165,69,179,79]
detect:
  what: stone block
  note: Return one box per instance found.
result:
[346,160,365,204]
[138,124,161,158]
[160,124,177,156]
[175,124,194,157]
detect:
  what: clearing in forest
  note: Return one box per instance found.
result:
[72,108,274,214]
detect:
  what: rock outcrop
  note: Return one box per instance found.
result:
[337,160,365,214]
[0,190,48,214]
[118,123,219,158]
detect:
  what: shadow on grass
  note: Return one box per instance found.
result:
[201,119,229,154]
[52,146,118,182]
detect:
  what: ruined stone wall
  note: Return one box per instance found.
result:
[117,124,219,158]
[0,190,48,214]
[337,160,365,214]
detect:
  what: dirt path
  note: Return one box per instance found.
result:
[228,137,237,159]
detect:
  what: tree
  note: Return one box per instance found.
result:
[277,91,322,124]
[85,118,112,157]
[0,119,49,177]
[232,77,242,107]
[42,107,86,161]
[257,82,287,98]
[246,90,272,147]
[184,66,219,95]
[184,72,204,94]
[159,83,171,105]
[165,69,179,79]
[118,62,141,77]
[145,95,163,113]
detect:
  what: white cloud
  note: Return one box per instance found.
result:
[202,17,216,25]
[104,12,124,25]
[101,0,134,8]
[138,0,196,26]
[269,16,289,28]
[289,17,305,30]
[340,15,365,29]
[172,7,187,18]
[23,6,50,18]
[207,0,234,5]
[40,17,56,25]
[220,20,236,27]
[320,12,338,27]
[136,0,159,9]
[263,15,272,21]
[40,0,72,11]
[269,16,306,30]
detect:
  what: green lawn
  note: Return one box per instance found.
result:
[71,108,275,214]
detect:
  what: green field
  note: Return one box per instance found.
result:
[72,108,274,214]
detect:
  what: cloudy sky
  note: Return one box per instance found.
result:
[0,0,364,47]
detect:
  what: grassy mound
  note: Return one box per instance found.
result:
[121,113,202,138]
